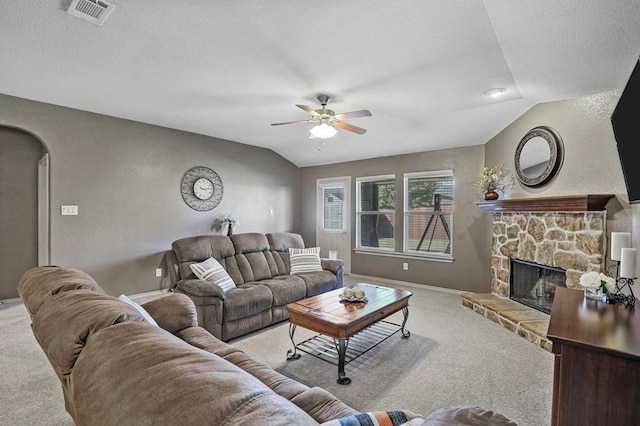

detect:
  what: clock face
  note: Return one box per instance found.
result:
[180,166,223,211]
[194,178,214,200]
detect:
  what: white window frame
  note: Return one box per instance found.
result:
[355,174,396,253]
[403,170,454,260]
[317,181,347,234]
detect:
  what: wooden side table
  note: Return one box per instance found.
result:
[546,287,640,425]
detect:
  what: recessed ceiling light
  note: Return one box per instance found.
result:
[485,88,507,98]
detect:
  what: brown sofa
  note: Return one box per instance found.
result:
[165,232,344,341]
[18,266,359,426]
[18,266,517,426]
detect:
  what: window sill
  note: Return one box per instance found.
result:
[353,249,454,263]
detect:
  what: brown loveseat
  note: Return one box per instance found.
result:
[165,232,344,341]
[18,266,359,426]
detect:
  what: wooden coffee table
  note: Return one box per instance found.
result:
[286,283,412,384]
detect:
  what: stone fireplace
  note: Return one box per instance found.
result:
[462,194,614,351]
[490,210,607,299]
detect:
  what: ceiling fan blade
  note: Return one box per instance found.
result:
[270,119,312,126]
[335,121,367,135]
[296,104,320,116]
[334,109,372,120]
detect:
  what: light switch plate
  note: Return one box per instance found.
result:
[61,205,78,215]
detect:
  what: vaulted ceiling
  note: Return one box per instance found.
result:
[2,1,640,166]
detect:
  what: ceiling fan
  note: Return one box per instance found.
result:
[271,95,372,139]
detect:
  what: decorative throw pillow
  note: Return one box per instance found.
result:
[289,247,323,275]
[321,410,425,426]
[118,294,159,327]
[190,257,236,292]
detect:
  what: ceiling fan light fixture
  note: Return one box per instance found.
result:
[309,123,337,139]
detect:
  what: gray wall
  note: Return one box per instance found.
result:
[486,91,639,277]
[0,127,42,299]
[0,93,300,298]
[300,145,493,293]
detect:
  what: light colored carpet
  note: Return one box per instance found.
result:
[0,301,75,425]
[231,276,554,426]
[1,276,554,425]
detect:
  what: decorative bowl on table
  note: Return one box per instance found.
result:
[338,288,367,303]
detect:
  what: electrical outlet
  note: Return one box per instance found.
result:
[403,262,409,271]
[155,268,163,277]
[61,205,78,215]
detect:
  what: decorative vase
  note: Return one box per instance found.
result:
[484,191,499,201]
[584,286,607,301]
[227,226,233,236]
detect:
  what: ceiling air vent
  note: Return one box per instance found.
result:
[67,0,116,26]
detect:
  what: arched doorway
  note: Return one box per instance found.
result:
[0,126,48,300]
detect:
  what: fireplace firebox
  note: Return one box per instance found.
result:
[510,259,566,314]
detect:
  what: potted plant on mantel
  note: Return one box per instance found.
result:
[474,164,512,200]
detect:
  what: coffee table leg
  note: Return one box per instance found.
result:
[401,307,411,338]
[336,338,351,385]
[286,323,301,360]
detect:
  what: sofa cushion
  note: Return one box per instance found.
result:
[267,232,305,251]
[266,233,306,276]
[177,327,359,423]
[289,247,323,275]
[298,270,341,297]
[223,284,273,321]
[235,251,274,282]
[69,322,319,426]
[172,235,235,280]
[258,276,307,306]
[17,266,103,318]
[231,232,271,254]
[190,257,236,292]
[32,291,147,378]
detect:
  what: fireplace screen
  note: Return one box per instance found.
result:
[510,259,566,314]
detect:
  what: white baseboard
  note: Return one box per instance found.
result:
[346,273,465,295]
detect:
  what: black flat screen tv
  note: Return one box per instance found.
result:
[611,56,640,204]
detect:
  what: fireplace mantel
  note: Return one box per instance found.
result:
[476,194,614,212]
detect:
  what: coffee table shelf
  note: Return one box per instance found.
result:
[293,320,403,366]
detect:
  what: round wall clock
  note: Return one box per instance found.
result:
[180,166,224,211]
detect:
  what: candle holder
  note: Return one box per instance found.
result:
[607,262,636,307]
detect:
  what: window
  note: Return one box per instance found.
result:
[404,170,453,257]
[322,186,345,231]
[356,175,396,251]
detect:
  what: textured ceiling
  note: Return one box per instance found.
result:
[2,1,640,166]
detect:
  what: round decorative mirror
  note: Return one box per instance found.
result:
[514,126,564,187]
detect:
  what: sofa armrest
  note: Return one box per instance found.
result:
[176,279,226,300]
[321,258,344,276]
[163,250,180,291]
[141,293,198,334]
